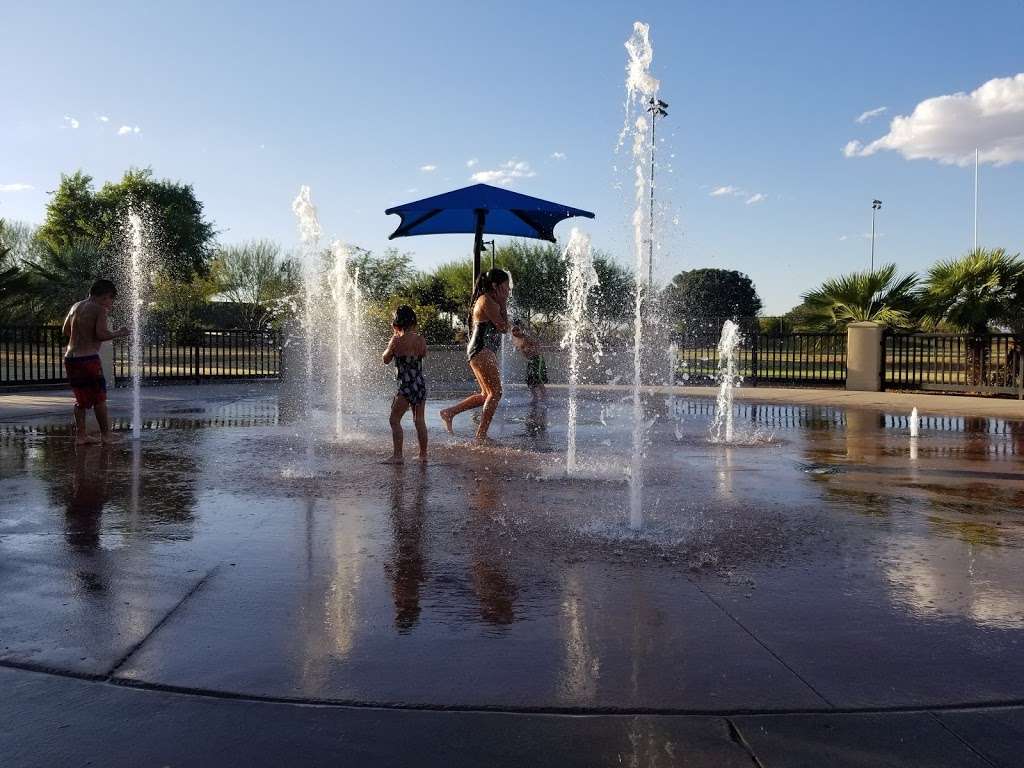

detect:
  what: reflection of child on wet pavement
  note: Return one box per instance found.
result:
[511,319,547,403]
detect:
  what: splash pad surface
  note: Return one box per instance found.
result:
[2,383,1024,713]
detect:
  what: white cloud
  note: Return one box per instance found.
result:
[842,140,863,158]
[470,160,536,187]
[98,115,109,123]
[419,164,437,172]
[550,151,567,160]
[844,73,1024,166]
[710,185,743,197]
[118,125,141,136]
[63,115,79,129]
[855,106,888,124]
[0,183,34,192]
[745,193,767,205]
[466,158,478,168]
[838,235,849,241]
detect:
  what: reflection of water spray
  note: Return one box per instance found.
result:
[329,241,364,436]
[126,210,147,441]
[909,406,920,460]
[623,21,660,530]
[129,439,141,530]
[291,186,321,468]
[562,229,599,475]
[710,320,742,444]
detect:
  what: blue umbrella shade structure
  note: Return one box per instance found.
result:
[385,183,594,284]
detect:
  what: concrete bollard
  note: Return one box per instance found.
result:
[846,321,883,391]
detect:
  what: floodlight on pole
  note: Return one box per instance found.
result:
[870,199,882,271]
[646,97,668,289]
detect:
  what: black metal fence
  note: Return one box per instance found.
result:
[1,326,282,386]
[884,332,1023,397]
[674,332,847,387]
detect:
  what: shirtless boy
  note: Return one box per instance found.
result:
[62,279,129,445]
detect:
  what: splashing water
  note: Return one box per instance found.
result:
[125,209,147,441]
[562,229,600,475]
[910,407,920,439]
[329,241,364,436]
[291,186,322,468]
[621,21,660,530]
[710,320,742,444]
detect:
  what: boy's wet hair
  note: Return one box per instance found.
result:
[392,304,417,330]
[89,279,117,298]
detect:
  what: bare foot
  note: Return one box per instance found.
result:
[75,434,101,446]
[382,455,404,465]
[101,433,121,445]
[440,409,454,434]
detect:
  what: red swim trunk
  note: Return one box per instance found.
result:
[65,354,107,409]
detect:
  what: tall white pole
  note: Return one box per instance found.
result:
[870,207,876,271]
[973,147,979,252]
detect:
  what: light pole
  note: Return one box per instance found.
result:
[646,97,668,289]
[870,199,882,271]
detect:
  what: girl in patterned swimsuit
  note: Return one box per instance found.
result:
[382,305,428,463]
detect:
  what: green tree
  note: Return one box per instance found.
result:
[211,240,293,329]
[494,240,566,324]
[18,239,118,322]
[918,249,1024,385]
[346,248,416,302]
[661,268,762,341]
[37,168,216,282]
[798,263,918,331]
[918,248,1024,334]
[591,252,634,337]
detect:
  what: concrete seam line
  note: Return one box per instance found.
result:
[104,564,222,679]
[686,576,835,709]
[725,718,768,768]
[927,711,1000,768]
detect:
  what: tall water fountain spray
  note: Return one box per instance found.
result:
[710,320,742,444]
[562,229,600,475]
[291,186,322,466]
[125,209,147,441]
[329,240,364,436]
[622,21,660,529]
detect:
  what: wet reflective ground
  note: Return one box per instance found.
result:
[2,388,1024,712]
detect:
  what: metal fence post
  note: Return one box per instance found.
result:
[750,335,759,387]
[193,338,201,384]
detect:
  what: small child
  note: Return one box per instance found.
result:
[511,319,547,403]
[382,305,428,463]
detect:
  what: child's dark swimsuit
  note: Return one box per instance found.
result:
[394,355,427,405]
[467,320,502,362]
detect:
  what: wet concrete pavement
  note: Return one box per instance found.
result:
[2,383,1024,764]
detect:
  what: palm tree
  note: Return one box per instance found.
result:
[798,264,918,331]
[919,248,1024,384]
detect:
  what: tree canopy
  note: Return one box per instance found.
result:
[797,263,918,330]
[37,168,216,282]
[918,248,1024,335]
[661,268,762,339]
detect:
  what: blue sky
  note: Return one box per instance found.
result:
[3,0,1023,313]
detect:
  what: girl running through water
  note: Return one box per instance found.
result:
[382,305,428,463]
[440,268,510,441]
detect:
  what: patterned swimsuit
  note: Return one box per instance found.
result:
[394,355,427,405]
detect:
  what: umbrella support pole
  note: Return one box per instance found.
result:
[473,209,486,288]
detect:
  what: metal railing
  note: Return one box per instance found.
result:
[1,326,281,386]
[884,332,1023,397]
[674,332,847,387]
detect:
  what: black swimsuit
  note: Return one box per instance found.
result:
[467,320,502,362]
[394,355,427,405]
